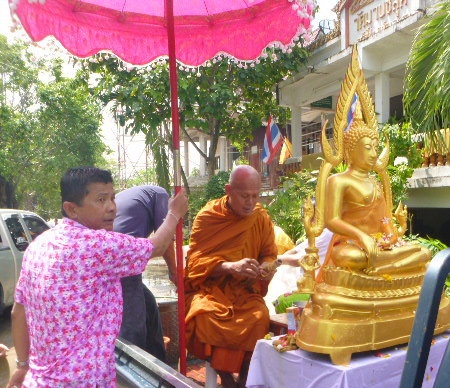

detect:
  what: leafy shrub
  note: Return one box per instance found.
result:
[380,122,422,207]
[188,171,231,225]
[387,163,414,208]
[403,234,448,257]
[264,169,317,243]
[381,122,422,168]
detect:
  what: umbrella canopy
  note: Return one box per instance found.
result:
[10,0,315,66]
[9,0,316,376]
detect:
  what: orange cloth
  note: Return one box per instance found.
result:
[317,188,395,283]
[185,196,277,373]
[274,225,295,254]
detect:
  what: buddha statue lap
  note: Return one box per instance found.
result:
[294,48,450,365]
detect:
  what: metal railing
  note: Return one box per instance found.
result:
[399,248,450,388]
[115,338,202,388]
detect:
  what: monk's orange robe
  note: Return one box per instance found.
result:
[185,196,277,373]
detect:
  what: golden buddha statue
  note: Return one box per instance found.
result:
[327,103,431,275]
[294,47,450,365]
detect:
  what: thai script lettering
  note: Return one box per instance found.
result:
[354,0,409,32]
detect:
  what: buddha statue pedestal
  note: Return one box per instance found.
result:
[296,268,450,365]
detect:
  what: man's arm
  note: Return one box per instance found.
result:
[162,241,177,286]
[7,302,29,388]
[150,189,188,258]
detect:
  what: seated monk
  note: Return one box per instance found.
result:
[185,165,277,388]
[325,104,431,275]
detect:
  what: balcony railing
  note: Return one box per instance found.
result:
[419,129,450,167]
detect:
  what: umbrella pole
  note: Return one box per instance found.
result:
[166,0,187,376]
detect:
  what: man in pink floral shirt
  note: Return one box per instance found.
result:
[7,167,187,388]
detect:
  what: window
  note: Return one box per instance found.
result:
[23,215,49,240]
[0,231,6,250]
[3,214,29,251]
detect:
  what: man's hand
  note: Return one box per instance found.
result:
[277,254,301,267]
[0,343,8,357]
[151,189,188,258]
[7,367,28,388]
[168,188,188,220]
[224,258,261,279]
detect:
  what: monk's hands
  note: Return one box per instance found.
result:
[168,188,188,220]
[224,258,261,279]
[259,262,277,282]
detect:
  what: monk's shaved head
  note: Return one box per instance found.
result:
[226,165,261,217]
[229,165,261,188]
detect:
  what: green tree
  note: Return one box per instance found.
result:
[0,35,108,218]
[404,2,450,143]
[188,170,230,224]
[82,43,309,188]
[17,74,107,219]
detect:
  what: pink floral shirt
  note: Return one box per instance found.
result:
[15,218,154,387]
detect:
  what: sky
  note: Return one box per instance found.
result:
[0,0,337,177]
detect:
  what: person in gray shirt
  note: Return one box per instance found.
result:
[114,185,177,362]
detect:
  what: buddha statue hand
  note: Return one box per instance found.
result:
[394,201,408,237]
[359,233,379,266]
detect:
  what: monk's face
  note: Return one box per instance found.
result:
[226,177,260,217]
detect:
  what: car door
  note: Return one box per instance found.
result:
[0,219,17,309]
[1,213,28,307]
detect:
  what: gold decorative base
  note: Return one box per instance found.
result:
[295,269,450,365]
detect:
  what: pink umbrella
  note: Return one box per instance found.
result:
[9,0,316,374]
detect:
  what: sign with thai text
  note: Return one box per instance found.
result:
[349,0,418,44]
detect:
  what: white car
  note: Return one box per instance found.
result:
[0,209,50,313]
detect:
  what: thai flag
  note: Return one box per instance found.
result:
[262,115,283,164]
[345,93,359,132]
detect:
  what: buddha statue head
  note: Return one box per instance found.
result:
[343,102,379,168]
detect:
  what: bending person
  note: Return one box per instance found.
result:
[114,185,177,362]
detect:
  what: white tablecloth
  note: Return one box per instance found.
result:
[246,332,450,388]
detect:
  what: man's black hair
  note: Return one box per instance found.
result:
[60,167,113,217]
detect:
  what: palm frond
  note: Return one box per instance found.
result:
[404,2,450,144]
